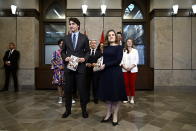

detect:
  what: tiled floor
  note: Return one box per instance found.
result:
[0,87,196,131]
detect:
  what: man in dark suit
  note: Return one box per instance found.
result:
[86,40,102,104]
[117,32,125,48]
[1,42,20,92]
[61,18,90,118]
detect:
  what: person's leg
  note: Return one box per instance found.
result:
[86,71,92,103]
[92,72,99,103]
[103,101,113,120]
[123,72,130,103]
[76,72,88,118]
[57,86,63,104]
[12,69,18,92]
[72,78,77,100]
[3,69,10,91]
[112,101,120,124]
[130,73,137,103]
[62,71,74,118]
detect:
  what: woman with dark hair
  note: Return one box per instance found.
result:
[51,39,65,104]
[121,38,139,104]
[98,29,126,126]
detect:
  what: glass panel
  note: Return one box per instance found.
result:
[123,24,145,65]
[45,45,59,64]
[123,25,144,45]
[45,3,65,19]
[123,3,143,19]
[135,45,145,65]
[44,24,66,44]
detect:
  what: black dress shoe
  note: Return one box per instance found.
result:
[101,114,112,123]
[112,121,118,126]
[62,111,71,118]
[82,111,88,118]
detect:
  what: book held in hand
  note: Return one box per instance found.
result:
[67,55,79,71]
[93,56,103,72]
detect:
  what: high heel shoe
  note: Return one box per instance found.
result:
[112,121,119,126]
[101,114,112,123]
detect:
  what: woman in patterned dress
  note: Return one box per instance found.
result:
[51,39,64,104]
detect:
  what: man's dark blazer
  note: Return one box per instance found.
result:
[3,50,20,70]
[86,49,102,73]
[121,41,125,48]
[61,32,90,73]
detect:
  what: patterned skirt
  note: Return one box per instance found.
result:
[52,69,64,86]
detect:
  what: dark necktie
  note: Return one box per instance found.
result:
[72,34,76,49]
[92,49,95,55]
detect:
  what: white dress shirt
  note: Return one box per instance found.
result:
[90,48,96,55]
[71,31,79,49]
[121,48,139,73]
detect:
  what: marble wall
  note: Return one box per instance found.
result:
[0,17,39,88]
[151,17,196,86]
[192,17,196,69]
[67,17,122,42]
[17,17,39,86]
[0,17,16,88]
[150,0,195,11]
[67,0,121,9]
[0,0,39,11]
[173,17,192,69]
[151,17,173,69]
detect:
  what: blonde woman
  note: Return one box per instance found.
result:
[121,38,139,104]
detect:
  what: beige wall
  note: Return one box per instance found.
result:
[67,17,122,42]
[0,17,39,88]
[150,0,195,11]
[151,17,173,69]
[67,0,121,9]
[0,0,39,11]
[192,17,196,69]
[17,17,39,86]
[173,17,192,69]
[151,17,196,86]
[0,17,16,88]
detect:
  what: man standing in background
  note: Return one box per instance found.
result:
[1,42,20,92]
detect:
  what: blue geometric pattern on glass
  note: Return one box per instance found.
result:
[123,24,145,65]
[123,3,143,19]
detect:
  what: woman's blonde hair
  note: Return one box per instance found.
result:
[124,38,135,53]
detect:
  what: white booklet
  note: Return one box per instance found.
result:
[93,56,103,72]
[67,55,79,71]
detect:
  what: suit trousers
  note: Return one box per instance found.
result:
[64,71,88,111]
[4,69,18,91]
[86,70,100,102]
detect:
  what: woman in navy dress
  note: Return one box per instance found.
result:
[99,29,127,126]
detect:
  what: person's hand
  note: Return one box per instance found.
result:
[65,57,71,62]
[92,63,97,67]
[122,65,129,71]
[126,67,131,71]
[78,58,85,63]
[86,63,91,67]
[5,61,11,66]
[100,64,105,70]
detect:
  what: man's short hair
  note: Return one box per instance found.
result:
[69,17,80,29]
[9,42,15,46]
[117,32,122,35]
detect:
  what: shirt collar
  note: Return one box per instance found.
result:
[72,31,79,37]
[10,49,15,52]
